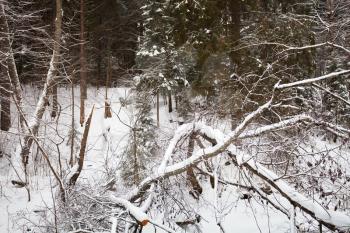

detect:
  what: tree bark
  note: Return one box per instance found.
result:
[69,106,94,186]
[0,5,10,131]
[80,97,85,126]
[187,133,202,198]
[18,0,63,183]
[0,3,24,128]
[80,0,87,99]
[156,90,160,127]
[0,64,11,131]
[104,49,112,118]
[228,0,242,130]
[51,83,58,118]
[79,0,87,125]
[228,0,241,67]
[70,77,75,167]
[132,129,140,185]
[168,91,172,113]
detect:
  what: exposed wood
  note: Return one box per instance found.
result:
[69,105,94,186]
[104,50,112,118]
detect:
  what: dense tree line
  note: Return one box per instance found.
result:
[0,0,349,232]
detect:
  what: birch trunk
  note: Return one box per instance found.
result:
[17,0,63,183]
[156,90,159,127]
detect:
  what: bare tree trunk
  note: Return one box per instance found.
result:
[133,129,140,185]
[51,83,58,118]
[17,0,63,184]
[0,3,24,128]
[187,133,202,198]
[70,78,75,167]
[175,94,178,110]
[168,91,172,113]
[104,49,112,118]
[79,0,87,125]
[228,0,242,130]
[0,82,11,131]
[0,61,11,131]
[69,106,94,186]
[156,90,160,127]
[80,0,87,99]
[80,97,85,126]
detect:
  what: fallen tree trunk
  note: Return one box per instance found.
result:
[119,112,350,232]
[196,124,350,232]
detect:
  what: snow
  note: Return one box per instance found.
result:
[135,117,350,231]
[109,196,149,225]
[157,123,193,174]
[110,217,117,233]
[0,86,133,232]
[276,70,350,90]
[2,85,350,232]
[0,176,54,232]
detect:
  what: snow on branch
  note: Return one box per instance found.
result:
[278,42,350,55]
[275,70,350,90]
[197,125,350,232]
[234,42,350,55]
[238,115,311,139]
[126,99,272,201]
[232,149,350,232]
[109,196,150,226]
[157,123,193,174]
[123,111,350,231]
[239,115,350,139]
[312,83,350,107]
[109,194,176,233]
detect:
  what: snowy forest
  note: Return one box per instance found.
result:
[0,0,350,232]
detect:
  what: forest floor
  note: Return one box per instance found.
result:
[0,86,307,233]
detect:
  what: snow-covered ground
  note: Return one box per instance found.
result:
[0,86,135,232]
[1,86,178,232]
[2,86,349,233]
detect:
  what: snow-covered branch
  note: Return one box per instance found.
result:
[279,42,350,55]
[198,125,350,232]
[235,42,350,55]
[238,115,311,139]
[312,83,350,107]
[275,70,350,90]
[109,196,150,226]
[126,99,273,202]
[109,194,176,233]
[120,110,350,232]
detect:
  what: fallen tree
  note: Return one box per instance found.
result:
[107,71,350,232]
